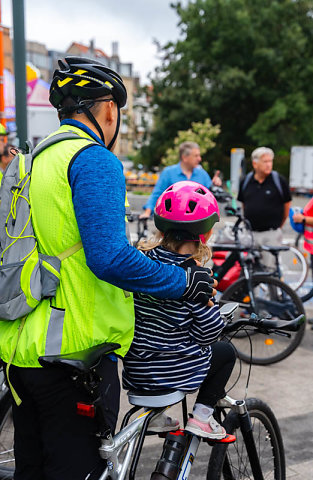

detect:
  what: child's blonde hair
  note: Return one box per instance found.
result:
[137,230,212,266]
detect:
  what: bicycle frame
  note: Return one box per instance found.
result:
[213,245,260,311]
[99,406,171,480]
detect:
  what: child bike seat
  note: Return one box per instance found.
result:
[128,389,186,408]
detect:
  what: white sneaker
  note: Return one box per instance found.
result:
[148,413,180,433]
[185,414,226,439]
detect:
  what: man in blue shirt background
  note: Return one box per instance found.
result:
[140,141,222,218]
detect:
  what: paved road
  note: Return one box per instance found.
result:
[120,193,313,478]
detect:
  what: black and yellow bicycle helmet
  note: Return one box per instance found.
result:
[49,56,127,149]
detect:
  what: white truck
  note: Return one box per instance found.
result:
[289,146,313,194]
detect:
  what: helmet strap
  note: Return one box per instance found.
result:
[199,234,206,245]
[81,105,105,144]
[81,102,120,152]
[107,107,120,151]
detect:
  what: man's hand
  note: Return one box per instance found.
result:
[293,212,305,223]
[180,258,217,306]
[212,170,222,187]
[139,208,152,220]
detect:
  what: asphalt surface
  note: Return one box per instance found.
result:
[117,193,313,479]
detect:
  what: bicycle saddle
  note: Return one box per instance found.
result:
[261,245,289,253]
[128,389,187,408]
[38,342,121,373]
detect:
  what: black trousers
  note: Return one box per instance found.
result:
[5,356,120,480]
[196,341,236,407]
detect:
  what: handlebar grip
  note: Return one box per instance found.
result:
[259,315,305,332]
[222,314,305,334]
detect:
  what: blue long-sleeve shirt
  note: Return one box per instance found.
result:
[64,119,186,298]
[144,162,212,212]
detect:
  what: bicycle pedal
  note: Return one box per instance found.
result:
[205,434,236,445]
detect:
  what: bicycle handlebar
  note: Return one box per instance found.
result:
[222,314,305,335]
[127,214,149,223]
[210,186,232,203]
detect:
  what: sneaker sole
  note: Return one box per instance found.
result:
[185,425,226,439]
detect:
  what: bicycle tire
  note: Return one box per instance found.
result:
[207,398,285,480]
[293,235,313,302]
[278,246,308,291]
[220,274,306,365]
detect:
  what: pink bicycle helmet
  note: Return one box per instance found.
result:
[154,181,220,243]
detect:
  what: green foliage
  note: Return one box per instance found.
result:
[131,190,150,196]
[144,0,313,175]
[162,118,220,166]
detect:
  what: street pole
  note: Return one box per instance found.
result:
[0,0,6,129]
[12,0,27,148]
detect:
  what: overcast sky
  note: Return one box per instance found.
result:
[2,0,185,83]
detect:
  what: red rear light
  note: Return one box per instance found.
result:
[77,402,96,418]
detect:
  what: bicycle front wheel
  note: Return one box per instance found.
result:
[220,274,306,365]
[207,398,285,480]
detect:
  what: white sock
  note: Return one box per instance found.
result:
[193,403,214,422]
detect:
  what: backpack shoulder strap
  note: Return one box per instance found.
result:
[241,171,254,191]
[271,170,283,198]
[32,132,99,160]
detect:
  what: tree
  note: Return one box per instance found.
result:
[162,117,220,166]
[145,0,313,173]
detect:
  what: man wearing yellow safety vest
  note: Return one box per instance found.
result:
[0,57,217,479]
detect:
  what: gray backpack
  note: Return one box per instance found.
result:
[241,170,283,198]
[0,132,94,321]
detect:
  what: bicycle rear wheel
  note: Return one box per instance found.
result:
[278,246,308,291]
[220,274,306,365]
[207,398,285,480]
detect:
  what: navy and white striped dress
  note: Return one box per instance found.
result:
[122,246,224,392]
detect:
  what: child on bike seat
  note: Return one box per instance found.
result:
[123,181,236,439]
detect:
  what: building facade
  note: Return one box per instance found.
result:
[26,41,50,82]
[2,29,149,158]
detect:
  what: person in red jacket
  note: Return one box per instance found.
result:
[293,198,313,255]
[293,199,313,328]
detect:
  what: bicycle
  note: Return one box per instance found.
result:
[211,208,306,365]
[215,205,308,292]
[127,213,150,247]
[0,304,304,480]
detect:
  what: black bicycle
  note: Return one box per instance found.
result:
[212,207,306,365]
[216,205,308,291]
[128,213,150,247]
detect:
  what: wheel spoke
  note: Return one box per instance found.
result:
[207,399,285,480]
[220,274,305,365]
